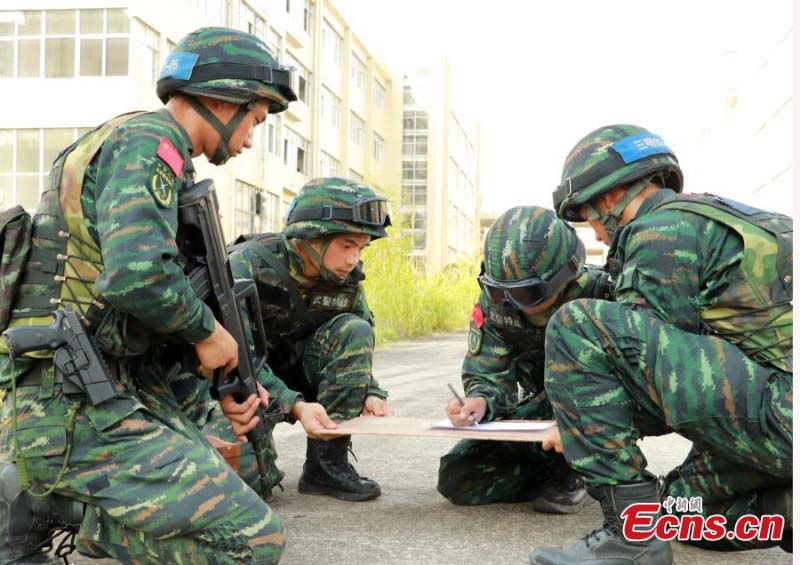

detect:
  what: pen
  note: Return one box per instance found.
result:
[447,383,478,427]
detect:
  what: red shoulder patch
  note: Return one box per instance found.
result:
[471,304,484,328]
[157,137,184,177]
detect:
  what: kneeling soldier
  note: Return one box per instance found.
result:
[437,206,612,513]
[224,177,394,501]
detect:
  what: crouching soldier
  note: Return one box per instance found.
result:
[217,177,394,502]
[437,206,612,513]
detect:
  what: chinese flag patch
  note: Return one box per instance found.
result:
[157,137,184,177]
[471,304,484,328]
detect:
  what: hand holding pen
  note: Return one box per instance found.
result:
[446,383,486,427]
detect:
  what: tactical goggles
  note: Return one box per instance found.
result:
[288,196,392,227]
[478,252,584,310]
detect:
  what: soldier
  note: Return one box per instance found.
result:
[0,27,296,564]
[530,125,792,564]
[437,206,612,512]
[225,177,394,502]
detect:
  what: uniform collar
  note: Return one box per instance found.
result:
[157,107,194,156]
[631,189,677,221]
[609,189,677,251]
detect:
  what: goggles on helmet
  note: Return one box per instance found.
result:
[288,196,392,227]
[478,254,583,310]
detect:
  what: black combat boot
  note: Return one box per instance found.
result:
[531,455,592,514]
[530,477,673,565]
[757,484,792,553]
[298,437,381,502]
[1,460,83,565]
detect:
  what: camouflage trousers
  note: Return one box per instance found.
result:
[437,392,559,505]
[0,357,285,564]
[298,313,377,420]
[545,299,792,550]
[206,312,377,492]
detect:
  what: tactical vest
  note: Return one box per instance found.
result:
[230,234,364,371]
[485,266,613,395]
[0,112,145,364]
[657,193,792,373]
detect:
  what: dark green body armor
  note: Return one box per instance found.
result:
[230,234,364,373]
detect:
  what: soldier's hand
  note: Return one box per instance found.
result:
[541,424,563,454]
[195,321,238,381]
[219,383,270,441]
[291,401,337,439]
[361,396,394,417]
[446,396,486,426]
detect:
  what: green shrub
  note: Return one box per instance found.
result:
[362,229,480,345]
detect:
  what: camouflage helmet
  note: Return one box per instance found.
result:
[284,177,391,240]
[157,27,297,113]
[484,206,584,282]
[553,124,683,221]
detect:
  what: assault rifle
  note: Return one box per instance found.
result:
[177,179,279,500]
[3,306,118,405]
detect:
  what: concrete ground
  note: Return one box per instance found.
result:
[70,332,790,564]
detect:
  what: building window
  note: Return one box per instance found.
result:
[252,121,266,149]
[402,161,427,181]
[403,85,416,106]
[286,0,311,33]
[239,0,265,40]
[449,113,461,151]
[287,52,311,104]
[0,8,130,78]
[139,20,159,85]
[284,127,310,175]
[350,52,366,91]
[350,112,365,146]
[0,127,89,210]
[401,184,426,207]
[267,113,281,156]
[372,132,384,162]
[263,191,280,231]
[349,169,363,183]
[321,87,341,130]
[320,151,340,178]
[403,110,428,131]
[189,0,227,24]
[401,208,426,251]
[321,19,342,67]
[402,133,427,157]
[235,180,281,235]
[266,27,281,62]
[303,0,311,33]
[373,79,386,111]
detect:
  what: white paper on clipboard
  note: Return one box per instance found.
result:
[432,419,554,431]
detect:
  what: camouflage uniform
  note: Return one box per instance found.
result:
[226,177,391,502]
[531,125,792,565]
[0,27,296,564]
[437,207,612,509]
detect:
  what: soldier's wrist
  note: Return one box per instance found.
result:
[178,306,216,344]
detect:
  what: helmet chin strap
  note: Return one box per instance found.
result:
[186,96,255,165]
[297,238,343,283]
[588,177,653,241]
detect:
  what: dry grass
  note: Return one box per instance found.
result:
[362,229,479,345]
